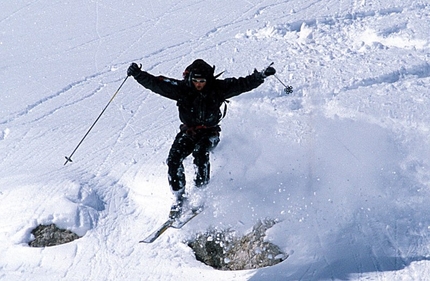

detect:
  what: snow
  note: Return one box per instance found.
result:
[1,0,430,280]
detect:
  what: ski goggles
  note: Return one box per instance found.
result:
[192,78,207,83]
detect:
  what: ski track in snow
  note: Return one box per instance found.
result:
[0,71,111,126]
[1,0,430,280]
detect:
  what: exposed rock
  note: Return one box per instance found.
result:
[28,224,80,247]
[188,219,288,270]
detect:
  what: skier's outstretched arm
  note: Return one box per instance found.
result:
[127,62,183,101]
[220,65,276,99]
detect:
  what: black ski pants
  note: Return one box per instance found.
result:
[167,125,220,192]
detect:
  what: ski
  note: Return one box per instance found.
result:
[139,218,174,243]
[172,206,203,228]
[139,206,203,243]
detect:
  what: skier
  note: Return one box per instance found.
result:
[127,59,275,218]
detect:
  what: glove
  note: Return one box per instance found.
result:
[261,66,276,78]
[127,63,142,77]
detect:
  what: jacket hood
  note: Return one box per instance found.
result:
[184,59,214,80]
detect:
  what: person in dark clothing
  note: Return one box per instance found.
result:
[127,59,275,217]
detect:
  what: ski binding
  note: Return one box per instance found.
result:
[139,206,203,243]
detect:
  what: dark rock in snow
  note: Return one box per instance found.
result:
[28,224,80,247]
[189,219,288,270]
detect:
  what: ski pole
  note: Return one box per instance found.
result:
[266,62,293,94]
[64,75,129,165]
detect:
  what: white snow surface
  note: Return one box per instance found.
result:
[1,0,430,280]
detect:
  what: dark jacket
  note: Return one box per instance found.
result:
[133,70,265,127]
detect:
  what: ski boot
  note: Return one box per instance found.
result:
[169,188,186,219]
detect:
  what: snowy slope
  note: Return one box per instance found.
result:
[1,0,430,280]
